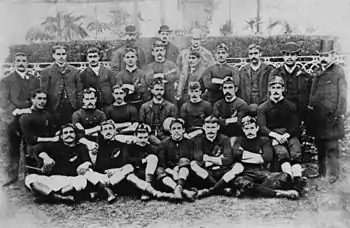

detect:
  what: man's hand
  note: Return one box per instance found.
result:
[77,162,91,175]
[52,136,60,142]
[85,140,99,154]
[42,155,55,174]
[105,168,117,178]
[154,73,165,79]
[272,139,279,146]
[269,132,287,144]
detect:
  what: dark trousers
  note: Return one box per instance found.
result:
[274,137,302,165]
[5,117,22,180]
[56,98,75,127]
[315,139,339,177]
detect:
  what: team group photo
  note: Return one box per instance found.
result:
[1,0,350,227]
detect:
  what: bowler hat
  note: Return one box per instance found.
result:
[124,25,138,35]
[158,25,172,33]
[317,39,336,54]
[269,76,285,86]
[282,42,301,54]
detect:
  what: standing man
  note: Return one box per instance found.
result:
[40,45,82,127]
[109,25,147,74]
[268,42,311,125]
[0,52,40,186]
[257,76,305,193]
[148,25,179,64]
[144,40,180,104]
[213,76,248,145]
[307,39,347,183]
[115,48,148,109]
[80,47,116,111]
[201,43,240,105]
[177,51,207,104]
[139,79,178,145]
[177,28,215,79]
[239,44,273,115]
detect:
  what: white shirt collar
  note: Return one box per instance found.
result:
[126,65,137,73]
[16,70,28,79]
[284,64,297,73]
[89,64,100,75]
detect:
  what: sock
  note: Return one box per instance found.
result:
[145,174,154,183]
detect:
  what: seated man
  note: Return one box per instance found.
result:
[228,116,299,199]
[139,79,178,145]
[122,123,167,201]
[257,76,306,194]
[83,120,174,202]
[156,118,197,201]
[180,82,212,137]
[72,88,106,140]
[190,116,236,195]
[105,84,138,126]
[25,124,91,204]
[213,76,248,145]
[232,116,299,199]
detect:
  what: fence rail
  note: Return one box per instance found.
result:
[2,55,346,76]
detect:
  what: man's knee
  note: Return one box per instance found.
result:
[288,137,302,163]
[274,145,290,164]
[234,176,254,190]
[247,103,259,117]
[122,164,135,174]
[146,154,158,164]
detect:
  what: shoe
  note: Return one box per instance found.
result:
[182,189,197,202]
[2,177,18,187]
[53,194,76,204]
[140,194,151,201]
[174,185,183,200]
[90,192,99,202]
[196,188,211,199]
[328,175,339,184]
[276,190,299,200]
[293,177,307,195]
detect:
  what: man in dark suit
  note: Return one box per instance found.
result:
[79,47,116,111]
[40,45,82,127]
[109,25,147,74]
[307,39,347,183]
[0,52,40,186]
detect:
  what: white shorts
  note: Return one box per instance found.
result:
[25,174,87,192]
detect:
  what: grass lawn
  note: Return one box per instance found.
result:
[1,119,350,228]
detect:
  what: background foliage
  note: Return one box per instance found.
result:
[6,35,323,63]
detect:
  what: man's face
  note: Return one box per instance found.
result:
[87,52,100,67]
[283,52,298,67]
[82,92,97,109]
[222,83,236,100]
[188,88,202,103]
[60,126,76,144]
[215,49,228,63]
[101,124,116,140]
[124,52,137,67]
[170,122,185,141]
[53,48,67,65]
[242,123,259,139]
[125,34,137,46]
[112,88,126,104]
[31,92,47,109]
[269,83,285,100]
[203,122,219,140]
[248,48,261,65]
[319,53,334,67]
[188,54,200,67]
[152,46,166,62]
[136,132,149,146]
[151,84,165,100]
[191,37,201,48]
[159,31,170,43]
[14,55,28,72]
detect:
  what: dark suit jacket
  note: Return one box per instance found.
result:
[79,64,116,109]
[40,63,82,110]
[0,70,40,117]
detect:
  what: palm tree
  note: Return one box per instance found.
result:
[41,11,89,40]
[25,27,54,42]
[267,19,294,35]
[109,9,131,38]
[87,5,111,38]
[220,20,233,37]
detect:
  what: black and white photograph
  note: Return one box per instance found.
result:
[0,0,349,227]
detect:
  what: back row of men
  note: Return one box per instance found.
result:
[1,25,346,195]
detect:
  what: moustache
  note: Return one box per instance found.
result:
[224,92,233,96]
[65,136,74,139]
[273,92,279,95]
[251,57,258,61]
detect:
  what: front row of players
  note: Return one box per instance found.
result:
[23,75,303,204]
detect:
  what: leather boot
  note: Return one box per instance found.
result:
[144,185,176,200]
[182,189,197,202]
[52,193,75,204]
[104,186,116,204]
[173,185,183,200]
